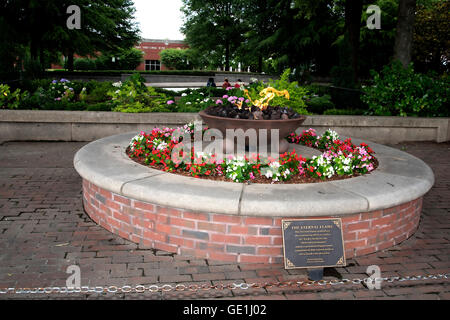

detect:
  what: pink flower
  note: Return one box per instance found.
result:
[167,100,175,105]
[216,99,223,104]
[249,172,255,180]
[223,95,229,99]
[226,87,233,91]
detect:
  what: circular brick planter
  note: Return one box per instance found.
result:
[74,133,434,264]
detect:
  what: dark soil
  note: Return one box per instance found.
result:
[205,105,301,120]
[126,147,379,185]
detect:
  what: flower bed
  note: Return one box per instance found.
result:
[126,124,377,183]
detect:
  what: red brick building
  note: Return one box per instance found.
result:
[135,39,187,71]
[51,39,187,71]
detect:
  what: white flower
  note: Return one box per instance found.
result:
[156,142,168,151]
[326,129,339,141]
[129,134,144,150]
[324,166,335,178]
[112,81,122,88]
[269,161,280,169]
[182,93,187,97]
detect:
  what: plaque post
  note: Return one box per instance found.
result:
[307,268,324,281]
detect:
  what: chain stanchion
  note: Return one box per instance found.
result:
[0,273,448,295]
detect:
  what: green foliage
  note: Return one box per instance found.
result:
[72,48,143,71]
[362,62,450,117]
[176,90,215,112]
[267,69,309,114]
[22,54,45,80]
[181,0,247,70]
[95,48,144,70]
[82,82,112,103]
[74,58,97,71]
[0,84,28,109]
[160,49,192,70]
[330,65,356,89]
[306,94,334,114]
[1,0,140,75]
[108,73,174,113]
[413,1,450,74]
[359,0,399,76]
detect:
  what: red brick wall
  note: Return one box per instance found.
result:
[83,179,422,264]
[135,40,188,71]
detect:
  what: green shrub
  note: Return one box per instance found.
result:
[305,84,331,96]
[0,84,28,109]
[160,48,192,70]
[74,58,97,70]
[306,94,335,114]
[83,81,113,103]
[244,69,309,114]
[108,73,174,113]
[176,90,215,112]
[362,62,449,117]
[268,69,309,114]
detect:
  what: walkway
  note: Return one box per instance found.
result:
[0,140,448,299]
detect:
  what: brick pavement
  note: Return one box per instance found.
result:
[0,140,448,300]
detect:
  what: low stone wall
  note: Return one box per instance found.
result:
[1,110,449,144]
[74,132,434,264]
[83,179,422,263]
[43,72,274,84]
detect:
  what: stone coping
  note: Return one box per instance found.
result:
[74,132,434,217]
[2,110,449,143]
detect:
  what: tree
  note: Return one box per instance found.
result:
[359,0,399,76]
[181,0,247,71]
[393,0,417,67]
[344,0,364,82]
[0,0,140,74]
[413,0,450,74]
[95,48,144,70]
[160,48,192,70]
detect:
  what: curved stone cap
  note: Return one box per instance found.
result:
[74,132,434,217]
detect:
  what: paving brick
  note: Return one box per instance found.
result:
[0,140,449,300]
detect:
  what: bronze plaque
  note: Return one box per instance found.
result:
[282,218,346,269]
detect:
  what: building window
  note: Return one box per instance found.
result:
[145,60,161,71]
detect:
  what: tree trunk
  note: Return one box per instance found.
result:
[225,40,230,71]
[394,0,417,67]
[67,49,74,71]
[30,39,38,61]
[344,0,363,83]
